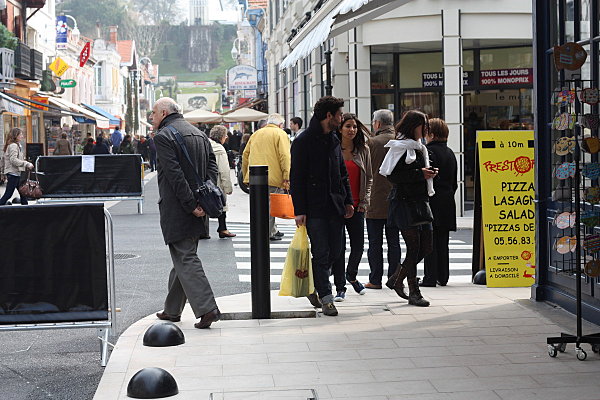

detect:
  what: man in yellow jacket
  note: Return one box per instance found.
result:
[242,113,291,241]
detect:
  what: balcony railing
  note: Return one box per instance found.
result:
[0,48,15,86]
[15,42,31,79]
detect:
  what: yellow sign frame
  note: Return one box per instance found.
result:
[477,130,536,287]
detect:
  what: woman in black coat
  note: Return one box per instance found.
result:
[380,110,438,307]
[422,118,458,286]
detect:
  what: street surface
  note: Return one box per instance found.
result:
[0,172,473,399]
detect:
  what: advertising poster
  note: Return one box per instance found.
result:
[56,16,68,50]
[227,65,258,90]
[477,130,536,287]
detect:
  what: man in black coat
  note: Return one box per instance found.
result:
[151,97,221,329]
[290,96,354,316]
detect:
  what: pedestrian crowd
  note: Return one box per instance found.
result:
[146,94,457,329]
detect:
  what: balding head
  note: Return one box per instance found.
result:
[151,97,182,130]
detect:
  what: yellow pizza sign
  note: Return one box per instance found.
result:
[477,130,536,287]
[49,57,70,77]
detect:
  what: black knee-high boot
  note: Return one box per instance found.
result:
[385,263,408,300]
[408,277,430,307]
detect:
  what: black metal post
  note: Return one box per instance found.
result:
[325,50,333,96]
[250,165,271,319]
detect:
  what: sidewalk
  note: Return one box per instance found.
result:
[94,284,600,400]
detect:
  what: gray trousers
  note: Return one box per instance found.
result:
[164,237,217,319]
[269,186,283,237]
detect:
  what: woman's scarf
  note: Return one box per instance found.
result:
[379,138,435,197]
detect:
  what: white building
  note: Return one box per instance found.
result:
[190,0,210,25]
[93,38,127,120]
[26,0,56,67]
[266,0,533,214]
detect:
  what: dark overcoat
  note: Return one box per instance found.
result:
[155,113,218,244]
[427,140,458,231]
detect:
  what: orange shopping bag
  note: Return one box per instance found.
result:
[270,192,295,219]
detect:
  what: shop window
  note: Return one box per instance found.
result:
[371,93,395,122]
[479,47,533,70]
[463,50,475,71]
[399,52,442,89]
[371,53,394,89]
[399,92,441,118]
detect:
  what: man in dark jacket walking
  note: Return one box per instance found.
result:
[365,109,401,289]
[290,96,354,316]
[151,97,221,329]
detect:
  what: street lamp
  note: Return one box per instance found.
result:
[231,38,240,61]
[64,14,80,43]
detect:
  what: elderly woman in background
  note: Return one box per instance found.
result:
[209,125,236,238]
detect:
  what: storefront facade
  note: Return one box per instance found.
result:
[268,0,533,215]
[533,0,600,324]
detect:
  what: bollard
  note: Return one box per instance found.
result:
[249,165,271,319]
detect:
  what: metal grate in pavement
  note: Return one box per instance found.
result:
[113,253,140,260]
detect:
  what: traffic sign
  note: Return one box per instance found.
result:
[59,79,77,88]
[79,42,91,67]
[49,57,70,77]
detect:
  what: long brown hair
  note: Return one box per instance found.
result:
[4,127,23,151]
[395,110,428,140]
[337,113,369,152]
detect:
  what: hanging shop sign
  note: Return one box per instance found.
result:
[59,79,77,88]
[422,71,474,88]
[227,65,258,90]
[479,68,533,86]
[79,42,91,67]
[477,130,536,288]
[56,15,68,50]
[49,57,70,77]
[30,95,49,111]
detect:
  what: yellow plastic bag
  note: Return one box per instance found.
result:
[279,225,314,297]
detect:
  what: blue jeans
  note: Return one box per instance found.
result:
[306,215,344,304]
[333,211,365,291]
[0,174,27,205]
[366,218,400,285]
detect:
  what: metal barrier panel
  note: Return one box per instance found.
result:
[37,154,142,198]
[0,204,109,324]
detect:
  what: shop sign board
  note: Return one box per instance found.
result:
[56,16,68,50]
[479,68,533,86]
[79,42,91,67]
[49,57,70,77]
[59,79,77,88]
[422,71,473,88]
[244,89,257,98]
[477,130,536,287]
[2,98,24,115]
[227,65,258,90]
[31,95,49,111]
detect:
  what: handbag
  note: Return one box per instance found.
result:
[18,171,43,199]
[166,125,225,218]
[404,199,433,226]
[270,191,295,219]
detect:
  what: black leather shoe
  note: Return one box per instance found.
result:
[156,311,181,322]
[420,281,437,287]
[194,308,221,329]
[269,236,282,241]
[275,231,284,237]
[199,235,211,240]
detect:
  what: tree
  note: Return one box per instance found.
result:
[122,23,168,59]
[57,0,129,38]
[129,0,184,26]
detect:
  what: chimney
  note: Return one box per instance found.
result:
[96,21,102,40]
[109,26,118,44]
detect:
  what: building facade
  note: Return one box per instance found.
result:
[190,0,209,26]
[266,0,533,215]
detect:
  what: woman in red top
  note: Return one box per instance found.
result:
[332,114,373,301]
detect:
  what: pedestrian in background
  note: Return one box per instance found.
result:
[423,118,457,287]
[111,126,123,154]
[365,109,401,289]
[138,135,150,163]
[53,133,73,155]
[0,128,33,205]
[242,113,291,241]
[148,132,157,171]
[151,97,221,329]
[291,96,354,316]
[91,136,110,154]
[82,138,94,155]
[380,110,436,307]
[118,134,135,154]
[209,125,236,238]
[289,117,303,140]
[332,113,372,301]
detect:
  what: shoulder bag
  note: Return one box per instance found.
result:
[166,125,225,218]
[18,171,43,199]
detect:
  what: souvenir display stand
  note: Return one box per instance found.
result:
[545,41,600,360]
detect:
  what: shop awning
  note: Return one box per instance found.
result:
[280,0,413,70]
[0,92,27,115]
[3,92,88,118]
[47,97,110,129]
[81,103,121,127]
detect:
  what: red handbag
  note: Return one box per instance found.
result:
[18,171,43,199]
